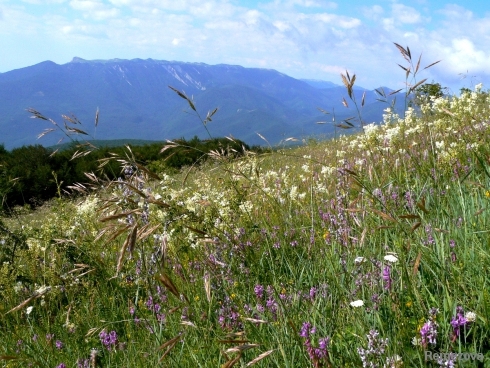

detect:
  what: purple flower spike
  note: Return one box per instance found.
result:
[382,265,392,290]
[99,329,119,351]
[254,284,264,299]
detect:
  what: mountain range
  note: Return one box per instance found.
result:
[0,57,403,149]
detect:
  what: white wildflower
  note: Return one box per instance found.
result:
[435,141,445,150]
[321,166,335,175]
[35,285,51,295]
[13,282,23,293]
[76,195,98,216]
[354,256,366,264]
[465,311,477,322]
[26,306,34,315]
[384,355,403,368]
[350,300,364,307]
[384,254,398,263]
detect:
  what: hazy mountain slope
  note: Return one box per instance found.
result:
[0,58,402,149]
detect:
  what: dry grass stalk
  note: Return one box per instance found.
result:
[245,350,275,366]
[243,317,268,324]
[115,225,137,274]
[157,273,189,303]
[5,286,51,315]
[204,272,212,302]
[225,344,260,354]
[413,252,422,275]
[369,208,398,223]
[158,334,182,362]
[99,210,141,223]
[221,354,242,368]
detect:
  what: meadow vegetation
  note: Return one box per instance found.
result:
[1,47,490,367]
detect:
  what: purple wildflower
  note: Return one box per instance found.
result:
[299,322,330,367]
[55,340,63,350]
[56,364,66,368]
[357,330,389,367]
[99,330,118,351]
[309,287,317,300]
[382,265,392,290]
[437,355,456,367]
[77,359,90,368]
[300,322,313,338]
[420,320,438,347]
[254,284,264,299]
[450,306,468,342]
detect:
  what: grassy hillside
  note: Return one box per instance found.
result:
[0,84,490,367]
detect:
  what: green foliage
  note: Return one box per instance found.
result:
[0,137,250,212]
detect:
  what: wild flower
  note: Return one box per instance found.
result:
[420,319,438,347]
[355,256,366,264]
[350,300,364,307]
[465,311,477,323]
[382,266,392,290]
[383,254,398,263]
[357,330,389,368]
[437,356,456,368]
[254,284,264,299]
[450,306,471,341]
[56,364,67,368]
[299,322,330,367]
[384,355,403,368]
[99,330,118,351]
[77,359,90,368]
[55,340,63,350]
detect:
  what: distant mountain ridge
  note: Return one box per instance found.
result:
[0,58,402,149]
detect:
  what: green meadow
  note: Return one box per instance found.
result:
[1,52,490,367]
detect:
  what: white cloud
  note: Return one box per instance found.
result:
[313,13,360,28]
[361,4,383,20]
[313,62,345,74]
[438,4,473,21]
[392,4,422,24]
[265,0,337,9]
[441,38,488,74]
[70,0,120,20]
[20,0,67,3]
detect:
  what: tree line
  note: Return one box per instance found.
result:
[0,137,254,213]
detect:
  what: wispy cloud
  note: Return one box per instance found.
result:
[0,0,489,91]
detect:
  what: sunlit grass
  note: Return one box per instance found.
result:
[1,83,490,367]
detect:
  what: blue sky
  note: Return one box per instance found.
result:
[0,0,489,91]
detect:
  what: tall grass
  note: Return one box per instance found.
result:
[1,48,490,367]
